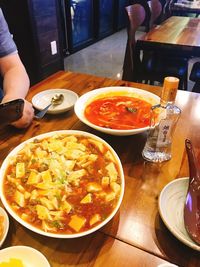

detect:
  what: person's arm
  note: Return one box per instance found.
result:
[0,8,34,128]
[0,53,34,128]
[0,53,29,100]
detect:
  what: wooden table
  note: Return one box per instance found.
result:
[1,71,200,266]
[136,16,200,57]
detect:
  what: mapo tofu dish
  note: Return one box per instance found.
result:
[3,133,123,235]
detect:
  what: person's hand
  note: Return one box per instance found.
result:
[11,99,34,129]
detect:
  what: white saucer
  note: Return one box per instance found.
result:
[32,89,78,114]
[158,177,200,251]
[0,246,50,267]
[0,207,9,247]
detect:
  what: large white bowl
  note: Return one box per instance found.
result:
[0,130,124,239]
[74,86,160,136]
[0,246,50,267]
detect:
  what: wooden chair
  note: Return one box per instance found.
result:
[149,0,163,28]
[162,0,174,21]
[122,2,188,89]
[122,2,151,82]
[148,0,189,89]
[149,0,174,26]
[189,61,200,93]
[128,0,151,32]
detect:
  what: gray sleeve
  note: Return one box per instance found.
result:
[0,8,17,57]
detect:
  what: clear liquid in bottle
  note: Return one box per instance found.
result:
[142,77,181,163]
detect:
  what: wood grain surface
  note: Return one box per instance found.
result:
[1,71,200,266]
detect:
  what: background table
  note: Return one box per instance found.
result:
[1,71,200,266]
[136,16,200,57]
[172,0,200,16]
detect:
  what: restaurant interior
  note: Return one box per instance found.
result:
[1,0,200,266]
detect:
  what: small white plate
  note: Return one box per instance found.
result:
[0,246,50,267]
[32,89,78,114]
[158,177,200,251]
[0,207,9,247]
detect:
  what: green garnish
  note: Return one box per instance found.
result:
[126,107,137,113]
[52,220,63,229]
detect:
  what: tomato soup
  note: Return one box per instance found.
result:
[84,95,152,130]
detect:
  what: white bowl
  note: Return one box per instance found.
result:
[159,177,200,251]
[0,207,9,247]
[0,130,124,238]
[0,246,50,267]
[74,86,160,136]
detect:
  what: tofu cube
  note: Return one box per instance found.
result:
[105,192,116,202]
[106,162,118,182]
[80,193,92,204]
[110,182,121,194]
[68,215,86,232]
[41,170,52,183]
[89,214,101,226]
[61,200,72,213]
[101,176,110,187]
[36,205,52,220]
[27,170,40,185]
[87,182,102,192]
[88,139,104,153]
[16,162,25,178]
[14,190,25,207]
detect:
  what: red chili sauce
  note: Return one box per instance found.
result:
[84,96,153,130]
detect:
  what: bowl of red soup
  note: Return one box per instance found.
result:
[0,130,124,238]
[74,87,160,136]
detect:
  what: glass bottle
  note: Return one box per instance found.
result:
[142,77,181,162]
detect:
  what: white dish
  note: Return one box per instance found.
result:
[159,177,200,251]
[0,207,9,247]
[74,86,160,136]
[32,89,78,114]
[0,246,50,267]
[0,130,124,239]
